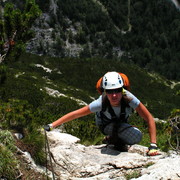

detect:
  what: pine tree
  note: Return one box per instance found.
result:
[0,0,41,63]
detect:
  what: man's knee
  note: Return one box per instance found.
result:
[118,126,143,145]
[102,123,143,145]
[103,122,115,136]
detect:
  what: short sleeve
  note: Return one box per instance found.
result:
[89,95,102,113]
[125,90,140,109]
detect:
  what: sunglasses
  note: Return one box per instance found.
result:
[105,88,122,94]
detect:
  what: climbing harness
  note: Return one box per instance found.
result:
[44,129,56,180]
[98,94,130,131]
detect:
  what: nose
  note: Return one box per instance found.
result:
[112,93,117,97]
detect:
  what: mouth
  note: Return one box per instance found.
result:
[112,97,118,101]
[111,99,118,103]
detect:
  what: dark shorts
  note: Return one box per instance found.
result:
[103,122,142,145]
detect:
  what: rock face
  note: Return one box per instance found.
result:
[44,130,180,180]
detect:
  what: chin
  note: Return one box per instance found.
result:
[111,102,119,106]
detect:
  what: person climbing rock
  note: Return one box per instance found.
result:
[44,71,159,156]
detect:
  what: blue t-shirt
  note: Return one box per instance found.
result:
[89,90,140,126]
[89,90,140,112]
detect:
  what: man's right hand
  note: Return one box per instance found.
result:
[44,124,53,131]
[147,143,160,156]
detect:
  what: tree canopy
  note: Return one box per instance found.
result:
[0,0,41,63]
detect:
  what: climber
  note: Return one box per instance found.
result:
[44,71,160,156]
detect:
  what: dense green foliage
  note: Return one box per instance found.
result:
[0,130,19,180]
[0,0,41,62]
[121,0,180,80]
[0,65,6,84]
[1,53,179,119]
[0,99,48,163]
[32,0,180,80]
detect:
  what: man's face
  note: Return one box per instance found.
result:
[106,88,123,106]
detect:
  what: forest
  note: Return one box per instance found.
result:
[3,0,179,80]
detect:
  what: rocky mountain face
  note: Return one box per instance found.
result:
[22,130,180,180]
[26,0,123,58]
[4,0,180,80]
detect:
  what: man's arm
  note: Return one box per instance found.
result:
[52,105,92,128]
[135,102,156,144]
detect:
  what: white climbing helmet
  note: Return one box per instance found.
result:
[102,71,124,90]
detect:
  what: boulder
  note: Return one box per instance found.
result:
[43,130,180,180]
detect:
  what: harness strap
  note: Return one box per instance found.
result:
[102,94,128,123]
[100,94,129,143]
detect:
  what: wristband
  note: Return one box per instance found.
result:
[150,143,157,147]
[49,123,53,128]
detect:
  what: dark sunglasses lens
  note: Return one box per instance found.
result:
[106,88,122,94]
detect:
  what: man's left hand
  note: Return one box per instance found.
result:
[44,124,53,131]
[147,143,160,156]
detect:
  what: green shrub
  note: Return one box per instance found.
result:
[0,99,47,165]
[23,129,46,165]
[0,130,19,179]
[0,130,16,152]
[0,99,34,131]
[125,170,141,179]
[0,145,19,180]
[0,65,7,85]
[0,76,45,108]
[167,109,180,152]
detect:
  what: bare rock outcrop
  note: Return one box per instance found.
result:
[44,130,180,180]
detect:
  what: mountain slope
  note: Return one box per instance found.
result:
[1,53,179,120]
[10,0,178,80]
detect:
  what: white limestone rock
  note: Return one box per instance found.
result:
[44,130,180,180]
